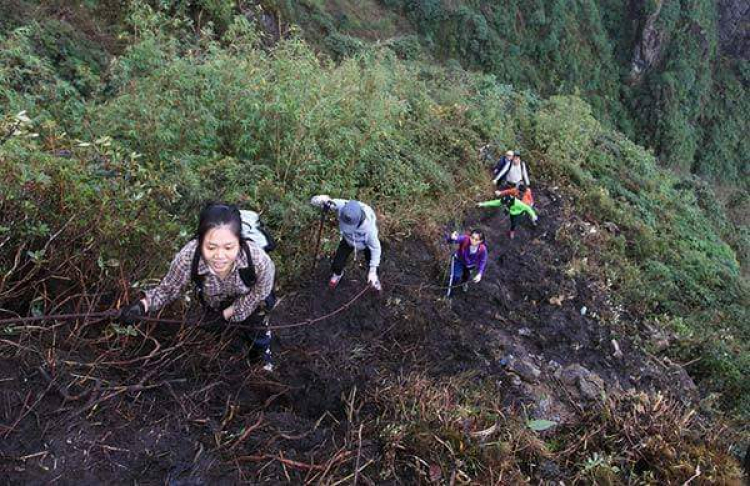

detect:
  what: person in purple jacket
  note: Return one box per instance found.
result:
[446,230,487,297]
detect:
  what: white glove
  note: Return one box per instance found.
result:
[450,231,458,240]
[367,268,381,291]
[473,273,482,283]
[311,195,332,207]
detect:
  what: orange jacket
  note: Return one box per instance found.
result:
[495,187,534,207]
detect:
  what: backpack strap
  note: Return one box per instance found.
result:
[237,241,256,288]
[190,240,206,307]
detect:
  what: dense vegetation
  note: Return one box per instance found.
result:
[1,0,748,478]
[273,0,750,184]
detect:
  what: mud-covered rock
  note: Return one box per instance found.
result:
[508,357,542,384]
[558,364,605,401]
[578,373,605,401]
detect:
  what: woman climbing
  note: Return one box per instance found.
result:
[478,194,538,240]
[119,203,277,371]
[446,230,488,297]
[310,195,382,291]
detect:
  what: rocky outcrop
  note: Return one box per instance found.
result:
[717,0,750,60]
[628,0,746,83]
[241,2,283,47]
[628,0,670,84]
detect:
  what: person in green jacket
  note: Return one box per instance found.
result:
[477,194,538,239]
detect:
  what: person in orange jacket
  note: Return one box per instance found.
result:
[494,183,534,207]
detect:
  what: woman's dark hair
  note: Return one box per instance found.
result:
[196,203,243,247]
[470,229,485,243]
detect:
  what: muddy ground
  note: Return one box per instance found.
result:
[0,187,702,484]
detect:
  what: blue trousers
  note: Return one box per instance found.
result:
[449,257,476,286]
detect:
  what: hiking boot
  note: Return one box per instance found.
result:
[508,230,515,240]
[262,362,275,372]
[370,278,382,291]
[461,282,468,293]
[328,272,343,289]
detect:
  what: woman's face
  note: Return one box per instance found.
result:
[201,225,240,275]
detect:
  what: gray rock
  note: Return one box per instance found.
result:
[539,459,561,479]
[560,364,605,401]
[533,395,554,419]
[509,358,542,384]
[578,373,605,400]
[559,364,589,386]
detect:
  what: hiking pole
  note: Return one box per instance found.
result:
[309,203,330,280]
[446,254,456,298]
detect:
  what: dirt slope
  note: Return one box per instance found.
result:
[0,186,705,484]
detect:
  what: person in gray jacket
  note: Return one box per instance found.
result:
[492,151,530,188]
[310,195,382,291]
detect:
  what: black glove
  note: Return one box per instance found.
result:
[201,308,227,326]
[120,300,145,325]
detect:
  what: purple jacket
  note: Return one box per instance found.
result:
[450,234,488,275]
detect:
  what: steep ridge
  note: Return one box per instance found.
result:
[2,184,735,483]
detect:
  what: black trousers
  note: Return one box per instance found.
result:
[510,213,536,231]
[201,291,275,365]
[331,239,371,275]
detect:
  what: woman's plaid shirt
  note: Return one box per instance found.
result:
[144,239,275,322]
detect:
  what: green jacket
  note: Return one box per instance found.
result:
[478,198,537,219]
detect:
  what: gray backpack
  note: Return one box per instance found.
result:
[240,210,276,252]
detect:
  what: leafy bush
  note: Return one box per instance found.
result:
[0,115,182,312]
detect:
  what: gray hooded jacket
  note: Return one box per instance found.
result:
[311,197,381,268]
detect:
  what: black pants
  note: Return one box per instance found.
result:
[202,293,275,366]
[510,213,533,231]
[331,239,371,275]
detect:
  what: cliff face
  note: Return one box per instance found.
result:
[629,0,748,82]
[628,0,669,84]
[717,0,750,59]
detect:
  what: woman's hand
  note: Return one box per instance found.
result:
[120,299,147,325]
[222,306,235,321]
